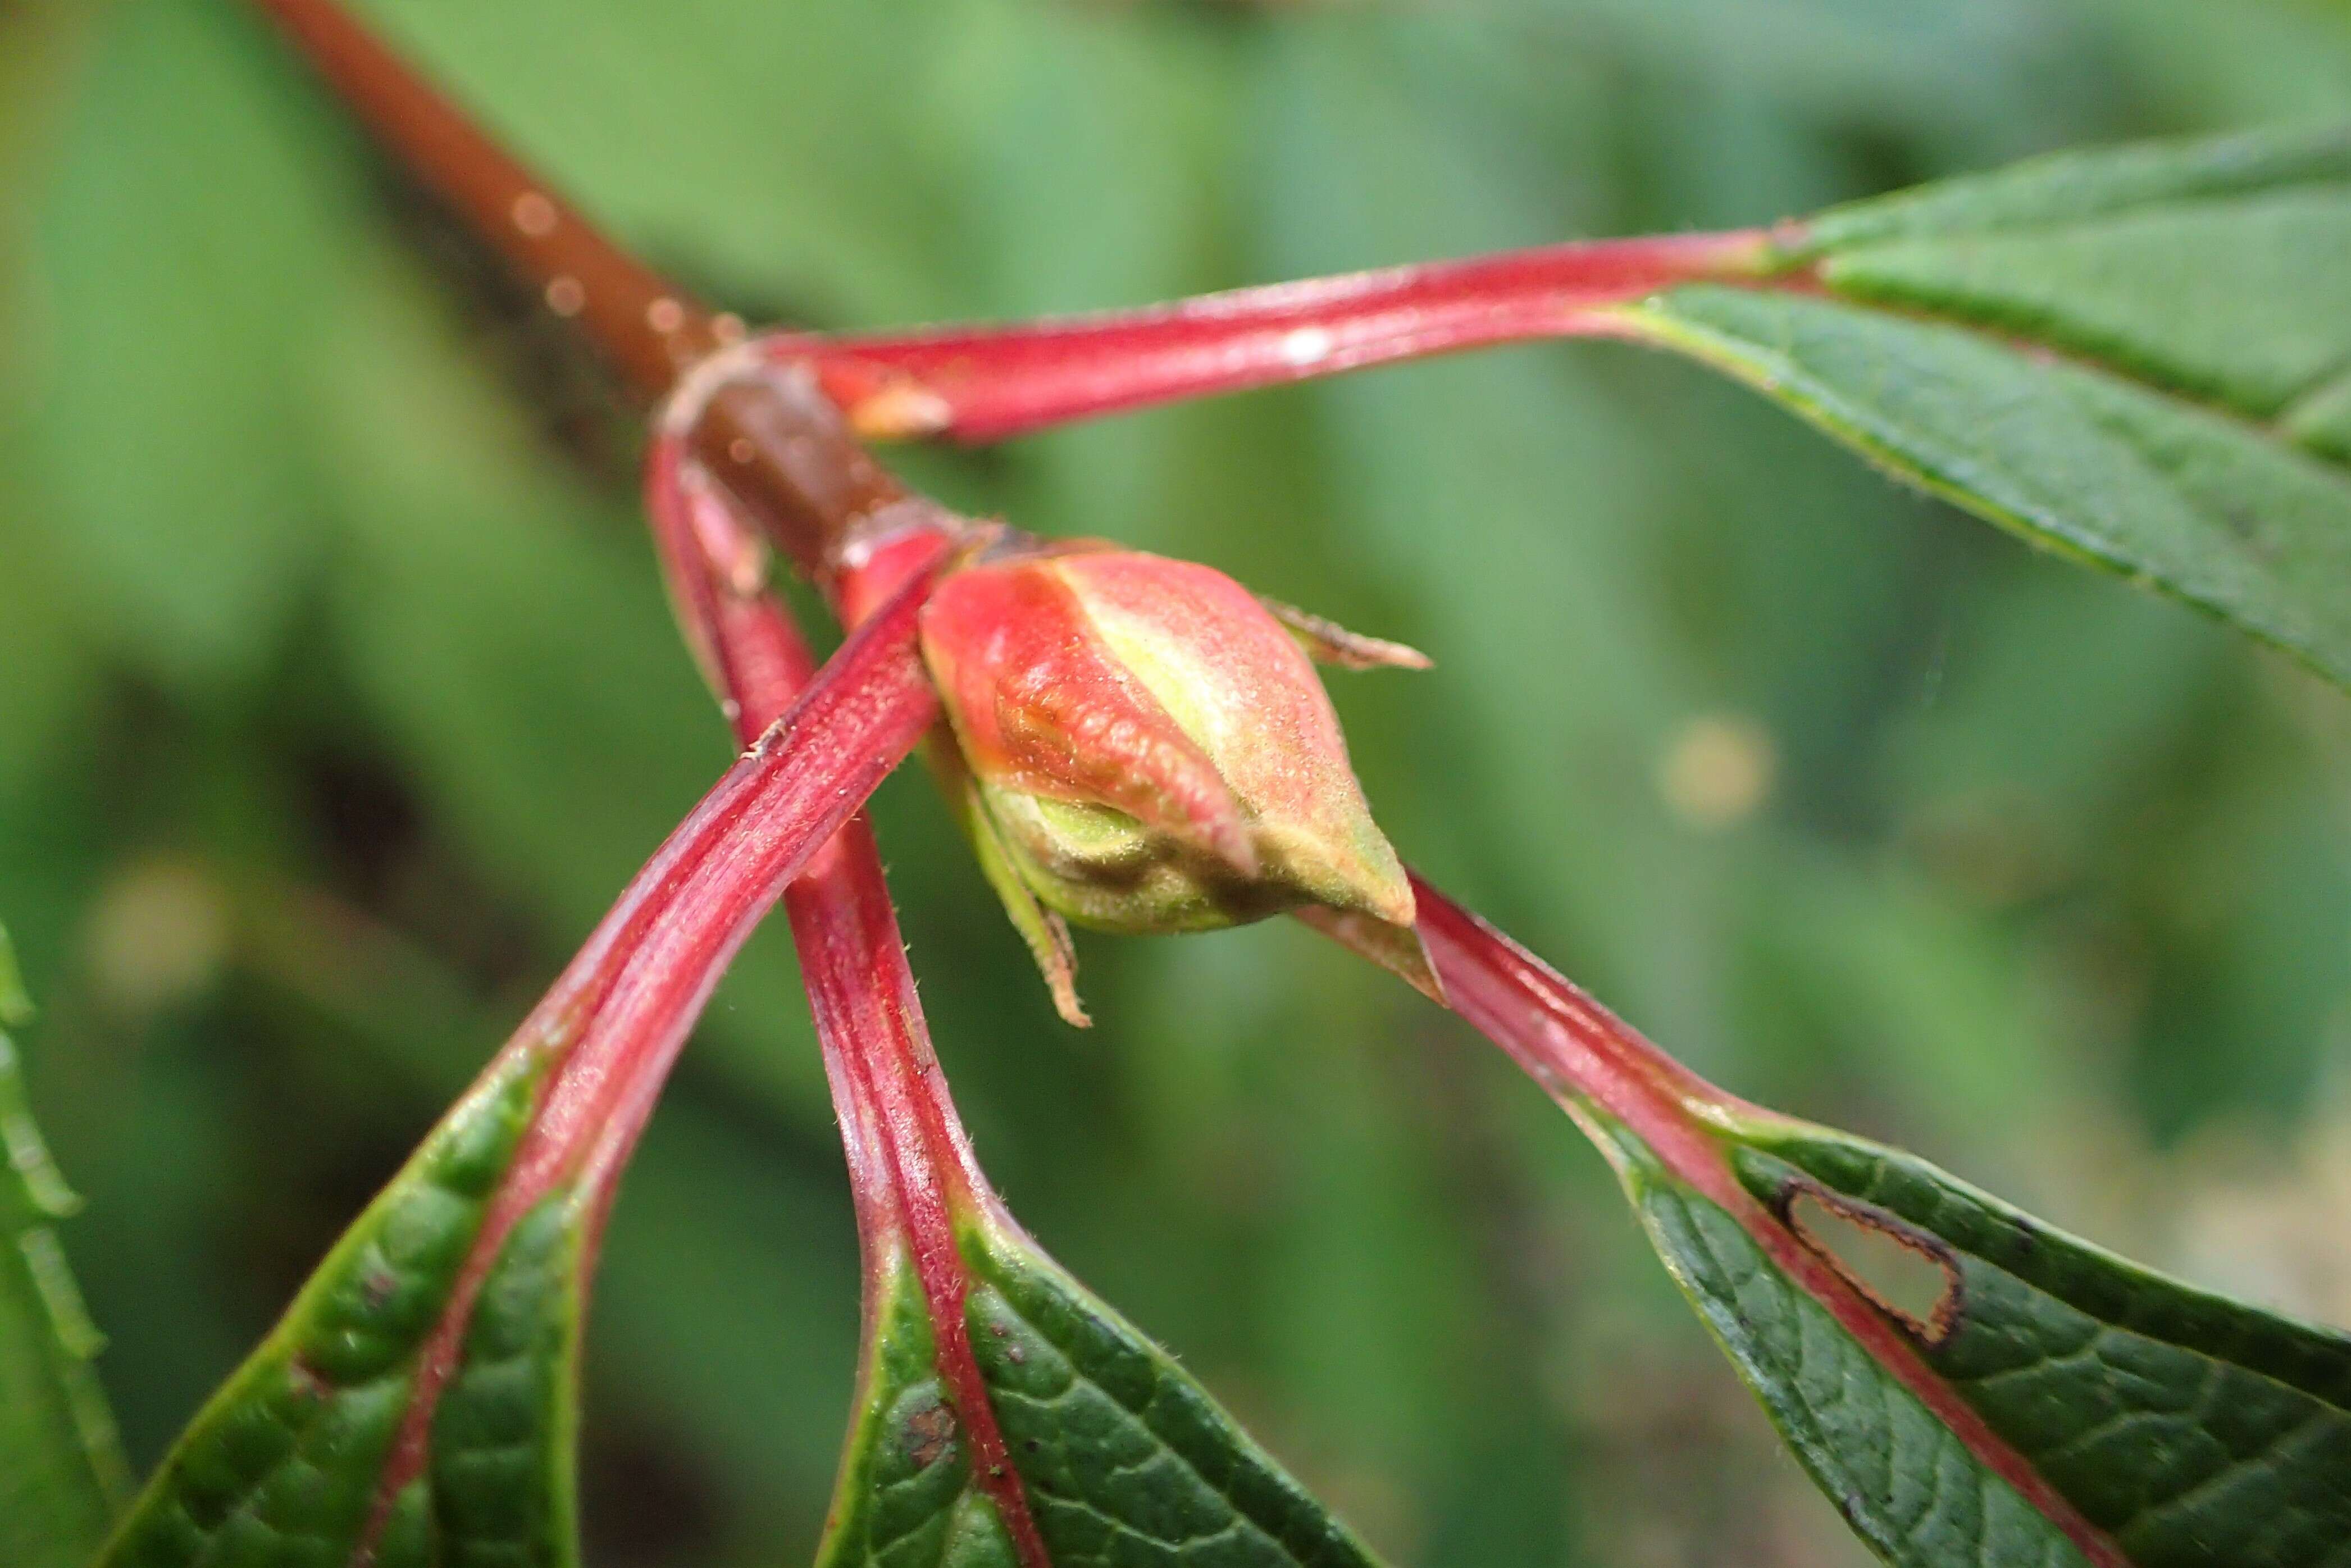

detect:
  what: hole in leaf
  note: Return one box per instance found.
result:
[1784,1185,1963,1347]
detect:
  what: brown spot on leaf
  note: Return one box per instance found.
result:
[903,1401,957,1470]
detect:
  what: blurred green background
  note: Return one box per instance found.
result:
[7,0,2351,1563]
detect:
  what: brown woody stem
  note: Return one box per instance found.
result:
[248,0,922,580]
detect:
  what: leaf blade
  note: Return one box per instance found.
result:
[815,1213,1392,1568]
[1728,1127,2351,1566]
[1616,281,2351,686]
[95,1042,548,1568]
[1411,873,2351,1568]
[1610,122,2351,686]
[1618,1127,2094,1568]
[963,1223,1388,1568]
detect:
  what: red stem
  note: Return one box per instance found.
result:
[643,437,1050,1564]
[790,823,1050,1568]
[362,565,941,1552]
[767,230,1782,442]
[1409,874,2127,1568]
[251,0,1038,1549]
[248,0,920,577]
[252,4,2101,1560]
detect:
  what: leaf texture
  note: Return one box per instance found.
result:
[818,1219,1390,1568]
[95,1049,581,1568]
[1610,1107,2351,1568]
[1620,124,2351,686]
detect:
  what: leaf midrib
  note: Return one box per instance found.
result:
[1761,1145,2351,1420]
[976,1274,1358,1568]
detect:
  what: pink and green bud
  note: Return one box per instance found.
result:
[918,542,1425,1023]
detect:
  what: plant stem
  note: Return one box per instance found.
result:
[251,0,1043,1547]
[248,0,924,579]
[250,7,2107,1560]
[1407,876,2126,1568]
[643,428,1052,1564]
[768,230,1784,441]
[790,818,1053,1568]
[363,568,941,1551]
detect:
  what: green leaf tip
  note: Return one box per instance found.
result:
[93,1047,579,1568]
[1736,1128,2351,1567]
[1619,121,2351,690]
[1599,1101,2351,1568]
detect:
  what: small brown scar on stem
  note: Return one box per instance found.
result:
[1778,1178,1966,1348]
[544,275,586,317]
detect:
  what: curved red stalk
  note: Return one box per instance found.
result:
[766,230,1784,442]
[1408,875,2128,1568]
[790,822,1051,1567]
[644,430,1050,1565]
[362,566,941,1553]
[252,5,2106,1561]
[253,0,1042,1549]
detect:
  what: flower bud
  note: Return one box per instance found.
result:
[919,543,1425,1023]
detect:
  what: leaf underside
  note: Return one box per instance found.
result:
[821,1221,1388,1568]
[1600,1107,2351,1568]
[1619,123,2351,689]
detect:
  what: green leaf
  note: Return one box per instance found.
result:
[819,1218,1391,1568]
[1604,1104,2351,1567]
[0,925,133,1568]
[95,1037,589,1568]
[818,1247,1021,1568]
[1616,123,2351,689]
